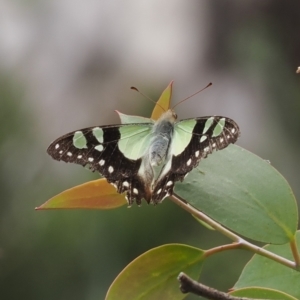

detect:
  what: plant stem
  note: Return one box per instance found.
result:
[170,193,297,270]
[290,237,300,269]
[204,243,243,258]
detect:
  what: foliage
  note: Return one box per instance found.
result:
[40,83,300,299]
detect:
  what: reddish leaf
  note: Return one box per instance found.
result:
[36,179,126,210]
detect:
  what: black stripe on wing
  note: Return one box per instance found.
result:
[151,116,240,204]
[47,124,153,206]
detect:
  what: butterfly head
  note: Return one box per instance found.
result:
[158,109,177,123]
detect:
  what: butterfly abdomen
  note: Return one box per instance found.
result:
[149,135,171,167]
[149,116,174,167]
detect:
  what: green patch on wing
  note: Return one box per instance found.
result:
[172,119,196,156]
[212,117,225,137]
[203,117,214,134]
[73,131,88,149]
[93,127,104,143]
[118,124,153,159]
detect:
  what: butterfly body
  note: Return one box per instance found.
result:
[47,107,240,206]
[149,109,176,166]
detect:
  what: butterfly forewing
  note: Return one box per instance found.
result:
[47,123,154,205]
[151,116,240,203]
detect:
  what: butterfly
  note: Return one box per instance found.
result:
[47,88,240,206]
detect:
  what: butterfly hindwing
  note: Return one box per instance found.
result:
[151,116,240,203]
[47,123,154,205]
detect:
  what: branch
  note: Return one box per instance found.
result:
[170,193,297,270]
[178,272,251,300]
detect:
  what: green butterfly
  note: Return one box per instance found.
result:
[47,100,240,205]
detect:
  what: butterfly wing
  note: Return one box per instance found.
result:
[47,123,154,205]
[151,116,240,203]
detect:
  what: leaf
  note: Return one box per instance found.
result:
[233,231,300,299]
[36,179,127,210]
[151,81,172,120]
[174,145,298,244]
[115,111,153,124]
[230,287,297,300]
[105,244,205,300]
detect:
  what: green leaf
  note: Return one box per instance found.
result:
[175,145,298,244]
[234,231,300,299]
[36,179,127,210]
[230,287,297,299]
[105,244,205,300]
[116,111,153,124]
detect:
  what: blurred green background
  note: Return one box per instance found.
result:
[1,1,300,299]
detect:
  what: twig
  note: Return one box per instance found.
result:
[178,272,251,300]
[204,243,243,257]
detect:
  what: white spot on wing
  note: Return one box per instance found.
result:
[108,166,114,173]
[187,158,192,166]
[166,181,173,187]
[133,188,138,195]
[77,155,82,159]
[212,143,216,148]
[220,137,224,143]
[55,144,60,149]
[59,150,63,154]
[88,157,94,162]
[157,188,162,194]
[195,150,199,157]
[123,181,129,188]
[231,128,236,133]
[99,159,105,166]
[204,147,209,152]
[67,152,72,157]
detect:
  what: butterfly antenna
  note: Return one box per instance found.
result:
[130,86,166,112]
[172,82,212,110]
